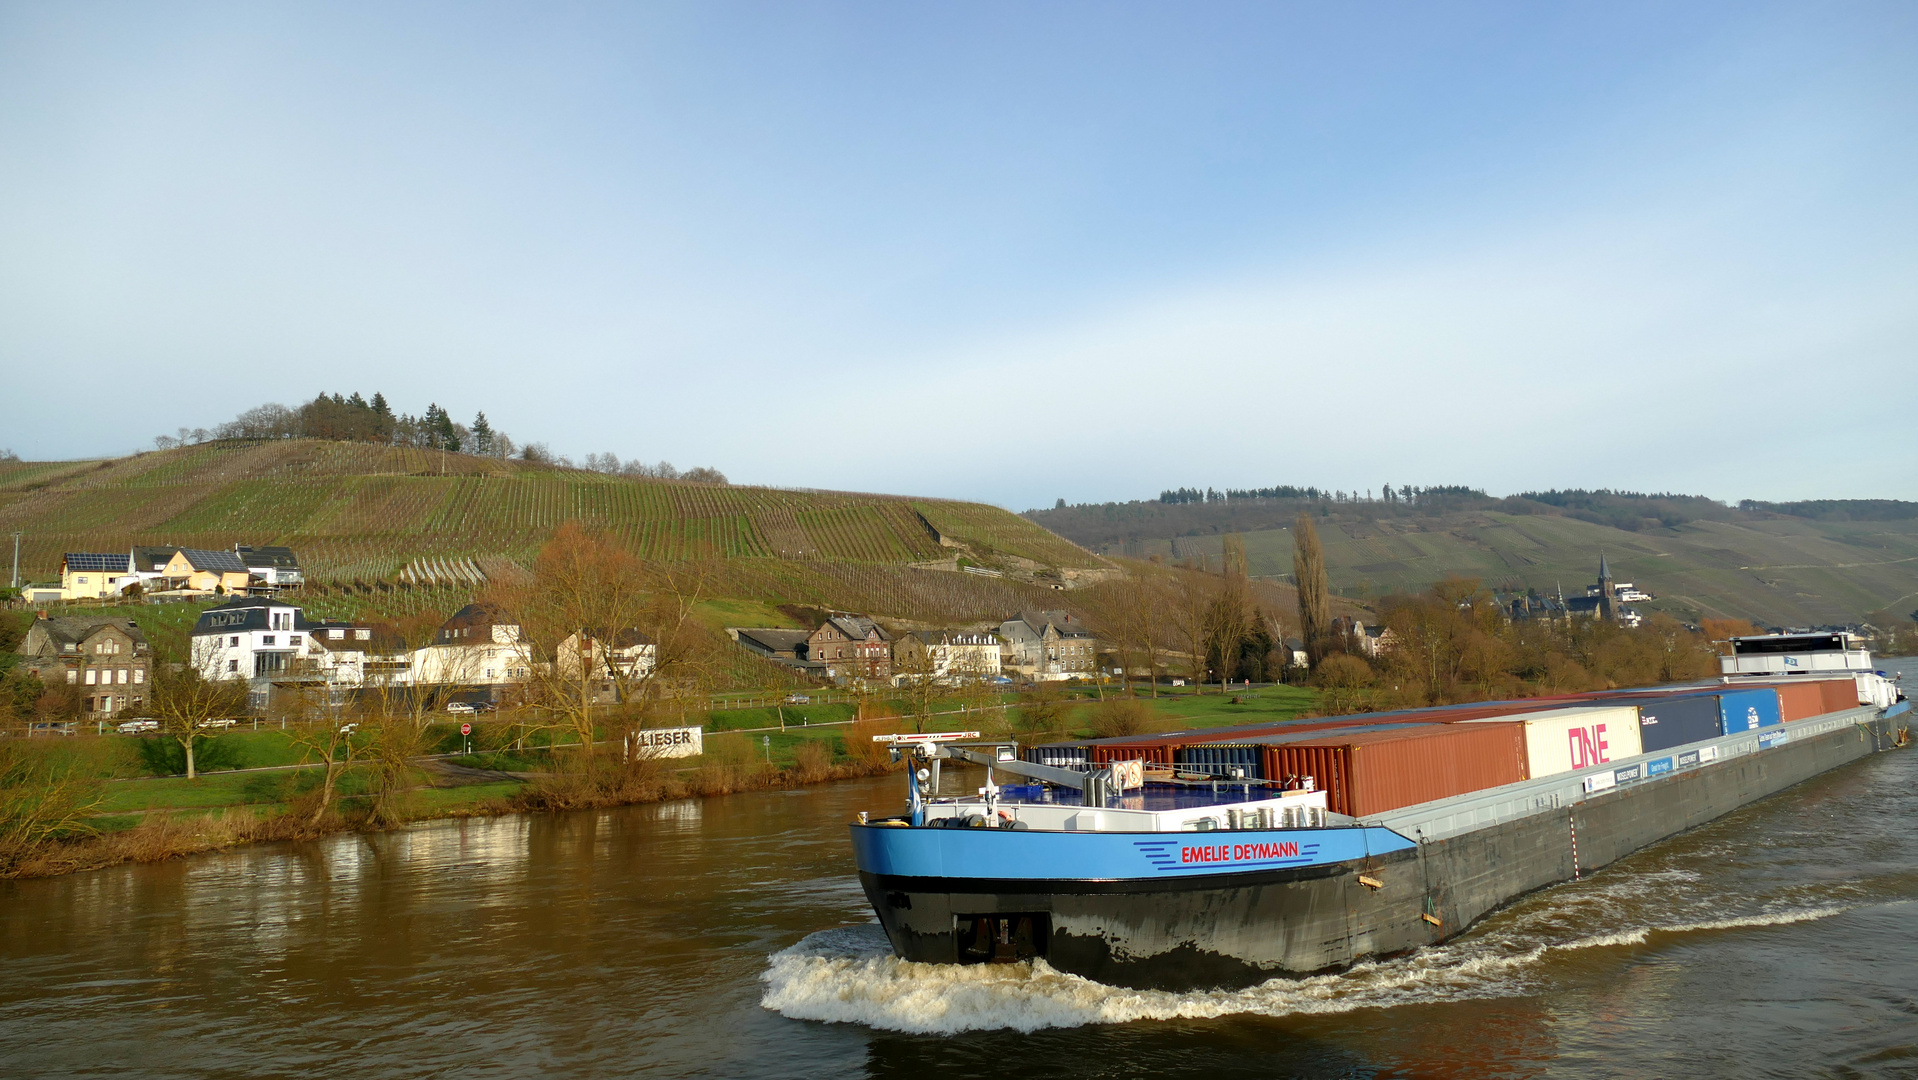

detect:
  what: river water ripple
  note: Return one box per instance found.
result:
[4,659,1915,1078]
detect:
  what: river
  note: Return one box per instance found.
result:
[3,661,1914,1079]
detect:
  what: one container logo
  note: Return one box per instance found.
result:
[1567,724,1612,769]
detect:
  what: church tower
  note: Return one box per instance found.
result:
[1597,553,1615,621]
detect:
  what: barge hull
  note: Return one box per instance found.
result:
[861,710,1901,991]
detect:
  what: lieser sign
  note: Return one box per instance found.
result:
[627,726,704,759]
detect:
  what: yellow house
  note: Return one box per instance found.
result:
[60,553,133,601]
[160,548,254,594]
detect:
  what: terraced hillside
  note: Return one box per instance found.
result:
[1029,503,1918,627]
[0,441,1101,591]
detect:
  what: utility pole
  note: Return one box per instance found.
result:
[10,532,18,590]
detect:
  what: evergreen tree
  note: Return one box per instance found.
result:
[471,412,494,455]
[371,392,391,418]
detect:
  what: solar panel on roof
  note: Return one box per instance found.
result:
[64,553,128,573]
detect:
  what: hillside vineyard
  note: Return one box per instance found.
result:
[0,441,1099,589]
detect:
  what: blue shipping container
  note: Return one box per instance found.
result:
[1718,687,1782,733]
[1634,695,1725,752]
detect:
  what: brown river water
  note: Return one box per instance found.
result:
[4,658,1916,1079]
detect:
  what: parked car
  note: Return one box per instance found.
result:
[338,723,359,735]
[445,702,477,715]
[117,719,159,734]
[784,694,812,705]
[470,701,498,714]
[197,718,236,730]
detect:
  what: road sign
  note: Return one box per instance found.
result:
[460,722,472,736]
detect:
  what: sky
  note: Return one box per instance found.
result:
[2,1,1914,510]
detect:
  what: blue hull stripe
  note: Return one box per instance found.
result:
[851,825,1416,881]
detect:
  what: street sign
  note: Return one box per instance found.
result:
[460,722,472,736]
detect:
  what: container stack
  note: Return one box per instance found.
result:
[1021,677,1864,815]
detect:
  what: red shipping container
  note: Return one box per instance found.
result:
[1770,681,1824,722]
[1816,678,1860,713]
[1261,722,1529,818]
[1724,678,1858,718]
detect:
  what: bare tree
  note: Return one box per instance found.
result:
[145,668,249,780]
[1167,565,1218,692]
[1293,513,1332,669]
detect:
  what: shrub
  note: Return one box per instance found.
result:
[1086,698,1155,739]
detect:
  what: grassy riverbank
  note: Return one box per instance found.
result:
[0,683,1321,881]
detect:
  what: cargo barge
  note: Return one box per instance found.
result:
[848,636,1909,991]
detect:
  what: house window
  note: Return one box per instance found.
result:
[85,669,96,685]
[117,669,128,684]
[228,659,239,673]
[78,576,89,585]
[66,670,77,684]
[230,636,239,647]
[134,669,144,684]
[272,612,291,631]
[262,636,275,646]
[355,629,370,640]
[289,636,301,646]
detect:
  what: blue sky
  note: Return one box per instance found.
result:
[3,2,1913,509]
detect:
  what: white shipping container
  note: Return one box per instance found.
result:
[1461,706,1641,779]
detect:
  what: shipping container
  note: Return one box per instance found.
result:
[1716,687,1781,732]
[1460,706,1641,779]
[1823,677,1862,712]
[1631,695,1724,752]
[1173,744,1264,779]
[1768,681,1825,722]
[1261,722,1529,818]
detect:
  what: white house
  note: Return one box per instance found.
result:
[408,602,532,688]
[894,629,1002,684]
[191,597,321,683]
[235,545,304,590]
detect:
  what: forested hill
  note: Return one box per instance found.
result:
[0,440,1102,607]
[1024,490,1918,628]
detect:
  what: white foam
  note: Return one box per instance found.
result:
[760,925,1558,1035]
[761,905,1857,1034]
[1656,905,1850,934]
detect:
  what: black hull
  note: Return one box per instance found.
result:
[863,713,1903,991]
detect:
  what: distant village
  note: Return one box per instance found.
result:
[15,543,1665,727]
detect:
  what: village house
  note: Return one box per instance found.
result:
[893,629,1002,684]
[998,610,1097,681]
[235,545,304,592]
[190,598,394,709]
[309,621,410,689]
[808,614,892,681]
[556,628,658,699]
[151,548,253,595]
[58,553,136,601]
[409,602,532,688]
[18,616,152,716]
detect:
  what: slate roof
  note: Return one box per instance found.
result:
[190,597,315,636]
[734,628,812,657]
[127,545,180,573]
[235,545,301,570]
[23,617,150,656]
[821,614,891,642]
